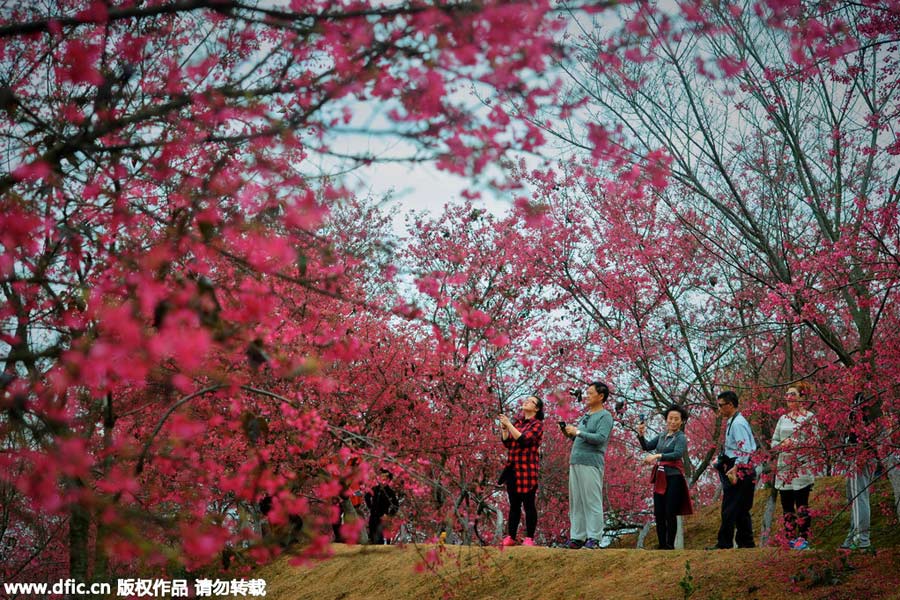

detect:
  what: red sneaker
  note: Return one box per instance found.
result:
[501,535,516,547]
[522,537,536,547]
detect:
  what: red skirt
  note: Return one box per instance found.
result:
[651,464,694,516]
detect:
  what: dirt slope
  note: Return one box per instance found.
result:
[610,476,900,550]
[256,544,900,600]
[254,477,900,600]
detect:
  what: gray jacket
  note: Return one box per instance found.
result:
[569,409,613,470]
[639,430,687,476]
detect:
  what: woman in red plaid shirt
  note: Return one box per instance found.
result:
[499,396,544,546]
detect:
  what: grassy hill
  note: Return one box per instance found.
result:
[255,477,900,600]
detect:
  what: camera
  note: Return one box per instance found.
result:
[638,413,646,424]
[716,453,735,472]
[557,420,567,432]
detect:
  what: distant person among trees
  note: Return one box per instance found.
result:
[770,382,817,550]
[332,491,364,543]
[365,472,400,545]
[638,404,693,550]
[709,390,758,550]
[841,392,876,551]
[332,465,364,544]
[563,382,614,550]
[498,395,545,547]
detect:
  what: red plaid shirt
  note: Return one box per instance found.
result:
[502,417,543,493]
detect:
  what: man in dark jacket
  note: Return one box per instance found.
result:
[365,473,399,544]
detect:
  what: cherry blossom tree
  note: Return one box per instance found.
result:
[0,0,570,582]
[519,0,900,535]
[394,201,571,544]
[3,0,899,585]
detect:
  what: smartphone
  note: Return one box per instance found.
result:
[557,420,567,431]
[639,413,646,424]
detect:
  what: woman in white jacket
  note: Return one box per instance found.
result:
[771,382,817,549]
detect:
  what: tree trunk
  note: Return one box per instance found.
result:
[884,454,900,523]
[92,522,110,583]
[69,499,90,581]
[636,522,653,549]
[759,487,778,547]
[93,393,114,582]
[342,498,367,544]
[453,493,471,546]
[674,516,684,549]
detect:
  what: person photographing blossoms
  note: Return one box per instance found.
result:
[638,404,693,550]
[562,382,613,550]
[498,395,544,546]
[770,382,817,550]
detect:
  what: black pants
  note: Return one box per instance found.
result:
[368,513,386,544]
[779,485,812,540]
[654,474,686,549]
[717,468,756,548]
[507,485,537,539]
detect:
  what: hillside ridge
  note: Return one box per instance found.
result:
[255,477,900,599]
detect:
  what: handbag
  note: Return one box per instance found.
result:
[497,464,514,486]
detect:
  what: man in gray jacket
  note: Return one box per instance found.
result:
[563,381,614,549]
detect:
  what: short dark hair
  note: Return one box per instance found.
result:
[589,382,609,402]
[717,390,739,407]
[664,404,688,424]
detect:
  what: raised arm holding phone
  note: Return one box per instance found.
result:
[497,396,544,547]
[637,405,693,550]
